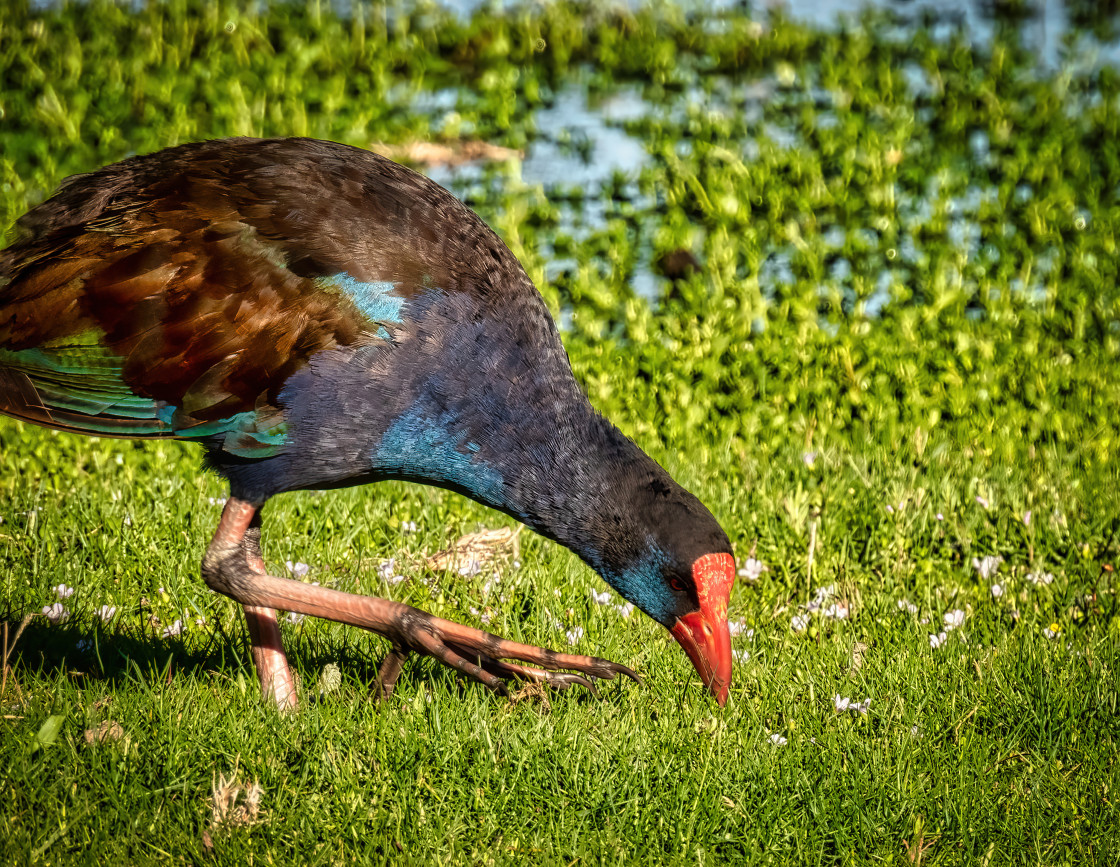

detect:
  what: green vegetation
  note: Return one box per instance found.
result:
[2,0,1119,863]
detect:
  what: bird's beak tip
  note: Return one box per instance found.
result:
[670,552,736,706]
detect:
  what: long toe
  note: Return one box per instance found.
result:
[451,650,602,696]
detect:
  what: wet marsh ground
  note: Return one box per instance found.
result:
[2,1,1120,863]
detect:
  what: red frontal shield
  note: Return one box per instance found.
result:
[669,552,735,706]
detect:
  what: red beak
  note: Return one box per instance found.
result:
[669,553,735,706]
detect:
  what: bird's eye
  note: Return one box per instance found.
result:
[668,577,686,593]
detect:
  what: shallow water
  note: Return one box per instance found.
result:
[417,0,1118,308]
[444,0,1120,68]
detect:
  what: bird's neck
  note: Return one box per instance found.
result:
[495,407,701,625]
[499,406,657,567]
[376,379,681,610]
[363,293,696,616]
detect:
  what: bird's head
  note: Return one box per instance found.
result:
[589,470,736,706]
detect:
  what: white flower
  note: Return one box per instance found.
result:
[976,496,990,509]
[804,584,836,613]
[896,599,918,615]
[936,513,945,521]
[821,603,848,620]
[802,451,817,468]
[733,649,750,663]
[401,520,418,533]
[1043,623,1060,640]
[285,612,305,625]
[833,695,871,715]
[1026,571,1054,586]
[769,733,788,746]
[729,619,753,638]
[467,606,493,625]
[990,583,1003,598]
[377,559,399,581]
[161,619,184,638]
[457,558,483,577]
[589,589,612,606]
[791,614,810,633]
[886,504,894,514]
[208,497,227,506]
[971,556,1003,579]
[615,602,635,618]
[97,605,117,623]
[929,631,948,649]
[41,603,68,623]
[513,559,522,570]
[53,584,75,599]
[943,609,965,631]
[738,558,767,582]
[1023,510,1032,526]
[286,561,310,578]
[565,627,584,645]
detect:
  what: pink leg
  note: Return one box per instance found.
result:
[243,605,298,710]
[202,498,639,704]
[213,510,298,710]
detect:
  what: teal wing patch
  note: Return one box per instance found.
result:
[0,331,289,457]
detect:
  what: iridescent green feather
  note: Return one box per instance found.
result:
[0,330,289,456]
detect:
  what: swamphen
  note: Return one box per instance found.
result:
[0,138,735,708]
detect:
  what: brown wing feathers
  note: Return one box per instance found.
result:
[1,142,376,441]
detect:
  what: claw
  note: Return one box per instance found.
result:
[557,673,599,697]
[545,671,599,694]
[377,646,409,700]
[600,662,641,684]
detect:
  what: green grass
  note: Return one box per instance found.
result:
[4,421,1118,864]
[4,0,1120,863]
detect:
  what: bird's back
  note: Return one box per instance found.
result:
[0,138,566,458]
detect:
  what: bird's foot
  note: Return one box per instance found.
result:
[393,614,641,698]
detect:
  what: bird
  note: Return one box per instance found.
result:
[0,137,735,709]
